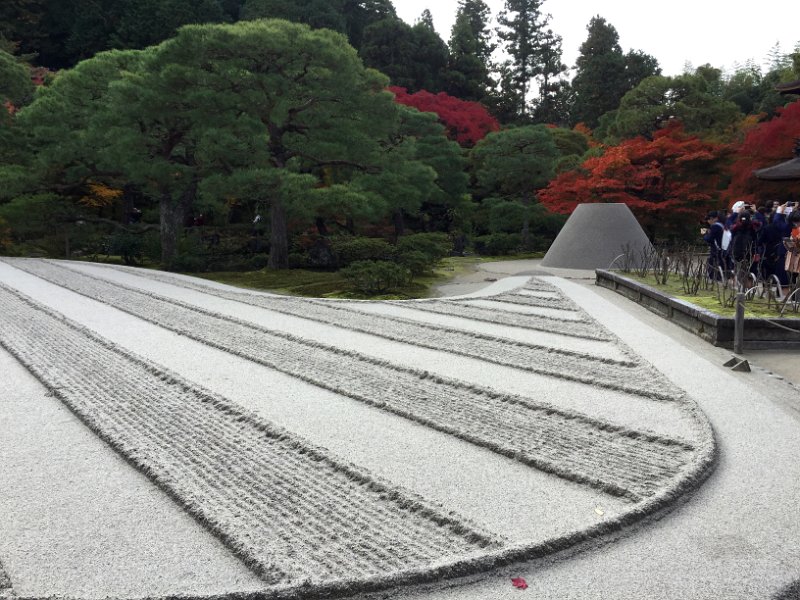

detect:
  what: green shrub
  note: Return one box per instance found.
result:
[341,260,411,295]
[287,252,309,268]
[395,232,452,262]
[330,236,393,267]
[170,252,207,272]
[473,233,521,255]
[248,254,269,270]
[396,250,431,275]
[107,232,144,265]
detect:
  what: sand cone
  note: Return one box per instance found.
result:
[541,203,654,270]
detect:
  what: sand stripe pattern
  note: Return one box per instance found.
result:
[0,559,13,599]
[119,265,612,341]
[473,292,582,310]
[385,298,611,340]
[6,260,696,500]
[0,284,500,587]
[47,261,680,400]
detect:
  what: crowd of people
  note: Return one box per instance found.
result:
[702,200,800,289]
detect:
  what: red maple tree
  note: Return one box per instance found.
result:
[724,99,800,205]
[539,121,732,237]
[389,86,500,147]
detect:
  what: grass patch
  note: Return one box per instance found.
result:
[627,274,800,319]
[476,251,546,262]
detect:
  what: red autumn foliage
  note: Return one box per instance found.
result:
[539,121,732,236]
[724,99,800,205]
[389,86,500,147]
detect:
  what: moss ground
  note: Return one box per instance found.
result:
[627,274,800,319]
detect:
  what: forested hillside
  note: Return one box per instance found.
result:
[1,0,798,278]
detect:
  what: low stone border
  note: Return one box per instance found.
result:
[596,270,800,349]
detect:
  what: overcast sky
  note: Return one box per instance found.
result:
[395,0,800,77]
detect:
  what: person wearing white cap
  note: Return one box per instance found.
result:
[727,200,750,229]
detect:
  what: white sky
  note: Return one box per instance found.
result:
[395,0,800,77]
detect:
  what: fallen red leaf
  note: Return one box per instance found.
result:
[512,577,528,590]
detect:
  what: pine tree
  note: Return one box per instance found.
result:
[495,0,564,122]
[417,8,434,29]
[443,6,492,101]
[570,16,659,128]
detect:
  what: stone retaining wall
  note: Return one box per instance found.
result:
[596,270,800,349]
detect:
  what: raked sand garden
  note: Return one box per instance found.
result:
[1,258,799,599]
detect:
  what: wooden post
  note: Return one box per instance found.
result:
[734,292,745,355]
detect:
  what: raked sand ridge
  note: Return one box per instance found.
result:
[1,257,791,598]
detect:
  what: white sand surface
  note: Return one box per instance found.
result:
[62,260,699,440]
[0,261,632,548]
[349,277,800,599]
[0,259,719,598]
[0,349,264,598]
[459,298,586,320]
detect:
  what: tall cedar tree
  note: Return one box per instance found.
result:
[496,0,550,121]
[724,99,800,205]
[360,17,448,92]
[240,0,347,33]
[539,122,731,239]
[570,16,660,128]
[443,0,494,101]
[389,86,499,147]
[19,0,229,69]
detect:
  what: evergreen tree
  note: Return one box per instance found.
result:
[342,0,396,50]
[570,16,659,128]
[496,0,546,119]
[495,0,565,123]
[595,73,743,143]
[240,0,346,32]
[410,20,449,92]
[360,17,448,92]
[443,0,493,101]
[470,125,559,247]
[417,9,435,29]
[529,26,567,124]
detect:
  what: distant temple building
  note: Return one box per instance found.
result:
[753,80,800,181]
[775,79,800,96]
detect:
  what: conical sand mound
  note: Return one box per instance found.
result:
[541,203,653,269]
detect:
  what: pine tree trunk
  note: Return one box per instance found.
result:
[393,209,405,241]
[520,193,532,249]
[160,198,184,267]
[268,197,289,269]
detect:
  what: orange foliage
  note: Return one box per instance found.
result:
[572,123,601,148]
[539,122,732,235]
[79,183,123,208]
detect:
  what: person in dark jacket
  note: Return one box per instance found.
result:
[759,203,792,285]
[702,210,726,279]
[729,210,762,285]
